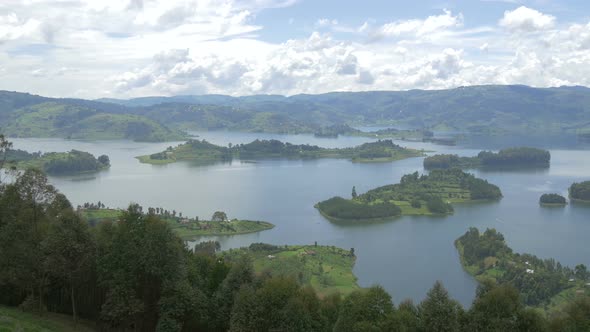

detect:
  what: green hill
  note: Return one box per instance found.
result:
[1,100,185,142]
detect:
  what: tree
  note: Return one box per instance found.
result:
[0,134,13,183]
[575,264,589,280]
[333,286,393,332]
[97,154,110,166]
[418,281,462,332]
[212,211,228,222]
[352,186,357,199]
[42,211,95,323]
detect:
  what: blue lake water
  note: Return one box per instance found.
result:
[10,132,590,307]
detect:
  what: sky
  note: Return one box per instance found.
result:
[1,0,590,99]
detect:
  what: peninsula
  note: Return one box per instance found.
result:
[456,228,589,314]
[2,149,110,175]
[316,168,502,222]
[136,139,424,165]
[78,206,274,239]
[220,243,358,296]
[423,147,551,170]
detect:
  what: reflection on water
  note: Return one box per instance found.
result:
[8,133,590,307]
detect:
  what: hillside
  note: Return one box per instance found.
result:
[0,97,185,142]
[4,85,590,138]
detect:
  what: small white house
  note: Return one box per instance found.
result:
[526,269,535,274]
[525,261,530,265]
[267,255,275,259]
[569,278,576,282]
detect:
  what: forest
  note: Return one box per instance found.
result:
[569,181,590,202]
[424,147,551,170]
[1,148,110,175]
[540,194,567,205]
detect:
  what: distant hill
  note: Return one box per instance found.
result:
[3,85,590,139]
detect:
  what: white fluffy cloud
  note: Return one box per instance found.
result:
[499,6,555,32]
[1,2,590,98]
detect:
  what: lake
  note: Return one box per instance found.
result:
[10,132,590,307]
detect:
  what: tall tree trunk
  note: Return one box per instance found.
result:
[71,284,78,325]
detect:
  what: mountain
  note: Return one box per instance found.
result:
[3,85,590,140]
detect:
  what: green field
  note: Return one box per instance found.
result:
[0,306,96,332]
[221,244,358,296]
[79,208,274,239]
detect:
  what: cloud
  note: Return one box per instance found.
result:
[372,9,463,40]
[499,6,555,32]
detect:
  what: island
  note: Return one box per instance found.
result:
[424,147,551,170]
[316,168,502,222]
[569,181,590,203]
[219,243,358,296]
[136,139,424,165]
[78,205,274,239]
[456,228,589,314]
[539,193,567,206]
[2,149,110,175]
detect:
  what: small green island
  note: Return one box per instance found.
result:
[569,181,590,203]
[78,205,274,239]
[424,147,551,170]
[2,149,110,175]
[540,193,567,206]
[456,228,589,314]
[136,139,424,165]
[313,124,457,145]
[219,243,358,296]
[316,168,502,222]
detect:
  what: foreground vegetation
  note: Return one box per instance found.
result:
[2,149,110,175]
[137,139,424,165]
[317,169,502,221]
[0,305,96,332]
[424,147,551,170]
[569,181,590,202]
[0,166,589,331]
[78,206,274,239]
[220,243,358,296]
[456,228,589,315]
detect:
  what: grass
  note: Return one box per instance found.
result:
[0,306,96,332]
[221,245,358,297]
[79,208,274,238]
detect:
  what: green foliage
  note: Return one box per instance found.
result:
[137,139,423,165]
[569,181,590,201]
[540,193,567,205]
[316,196,402,221]
[317,169,501,221]
[456,228,584,309]
[333,286,394,332]
[418,281,463,332]
[424,147,551,170]
[2,149,110,175]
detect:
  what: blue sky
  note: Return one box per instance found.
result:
[1,0,590,98]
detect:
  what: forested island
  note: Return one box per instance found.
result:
[1,167,588,331]
[78,205,273,238]
[540,193,567,206]
[2,149,110,175]
[316,169,502,221]
[569,181,590,202]
[456,228,589,314]
[137,139,424,165]
[220,243,358,296]
[424,147,551,170]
